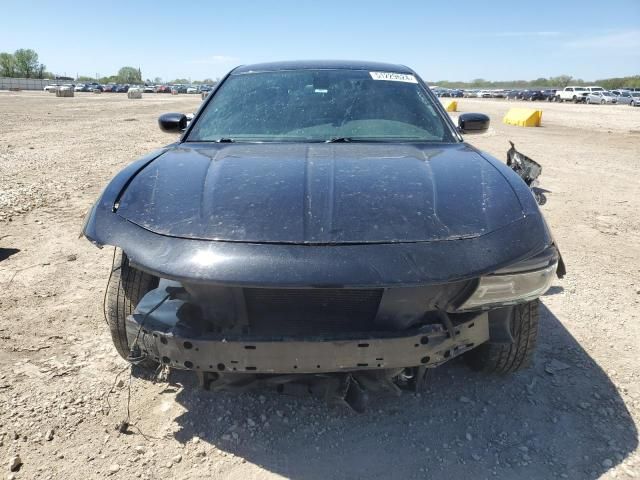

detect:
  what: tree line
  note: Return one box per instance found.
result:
[430,75,640,90]
[2,48,637,89]
[0,49,49,78]
[79,66,144,85]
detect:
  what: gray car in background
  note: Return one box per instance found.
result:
[611,91,634,105]
[585,91,618,104]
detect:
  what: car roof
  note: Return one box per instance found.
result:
[232,60,414,74]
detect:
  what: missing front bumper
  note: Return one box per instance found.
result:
[126,311,489,374]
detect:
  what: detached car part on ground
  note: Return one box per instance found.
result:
[83,61,565,411]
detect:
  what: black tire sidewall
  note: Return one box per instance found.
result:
[464,300,540,374]
[105,249,159,366]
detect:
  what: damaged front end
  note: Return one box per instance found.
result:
[126,278,490,410]
[507,141,546,205]
[85,139,564,411]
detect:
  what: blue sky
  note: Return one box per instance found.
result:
[1,0,638,82]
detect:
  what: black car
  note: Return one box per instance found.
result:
[542,89,557,101]
[83,61,563,409]
[506,89,523,100]
[521,90,545,101]
[171,84,188,94]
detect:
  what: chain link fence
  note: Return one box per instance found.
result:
[0,77,53,91]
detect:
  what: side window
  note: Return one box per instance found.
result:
[567,88,573,92]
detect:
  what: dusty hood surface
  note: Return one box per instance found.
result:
[116,143,524,244]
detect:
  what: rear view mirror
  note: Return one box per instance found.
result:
[458,113,490,134]
[158,113,188,133]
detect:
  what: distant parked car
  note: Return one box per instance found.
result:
[506,90,523,100]
[629,92,640,106]
[478,90,492,98]
[115,84,130,93]
[86,83,103,92]
[541,89,557,101]
[585,91,617,104]
[555,86,588,102]
[610,90,628,96]
[521,90,545,101]
[449,89,464,98]
[43,84,60,92]
[143,85,155,93]
[103,84,117,92]
[611,91,633,105]
[186,86,199,94]
[156,85,172,93]
[491,90,506,98]
[463,90,478,98]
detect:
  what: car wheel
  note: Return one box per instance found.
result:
[106,248,159,368]
[601,99,605,105]
[465,300,539,374]
[572,96,578,103]
[586,98,590,104]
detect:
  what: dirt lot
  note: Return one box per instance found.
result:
[0,91,639,480]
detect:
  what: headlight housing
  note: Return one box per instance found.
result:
[458,247,559,310]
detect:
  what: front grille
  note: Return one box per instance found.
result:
[244,288,383,336]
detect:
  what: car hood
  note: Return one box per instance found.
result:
[116,143,525,244]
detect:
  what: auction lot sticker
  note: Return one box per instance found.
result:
[369,72,418,83]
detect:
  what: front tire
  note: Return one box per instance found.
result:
[465,300,539,374]
[106,249,159,367]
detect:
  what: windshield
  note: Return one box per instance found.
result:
[187,69,455,143]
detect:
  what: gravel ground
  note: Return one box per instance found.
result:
[0,91,639,480]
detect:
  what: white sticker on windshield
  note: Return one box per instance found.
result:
[369,71,418,83]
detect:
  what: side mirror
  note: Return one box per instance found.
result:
[158,112,188,133]
[458,113,490,134]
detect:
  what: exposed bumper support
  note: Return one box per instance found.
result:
[126,309,489,374]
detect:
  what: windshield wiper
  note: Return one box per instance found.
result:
[325,137,427,143]
[326,137,363,143]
